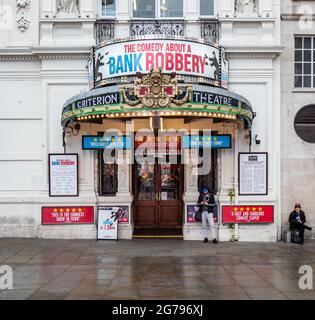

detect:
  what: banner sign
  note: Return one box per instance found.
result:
[187,205,218,223]
[239,153,268,195]
[48,154,78,197]
[97,207,119,240]
[42,206,94,225]
[183,135,232,149]
[82,136,132,150]
[94,38,221,87]
[192,91,238,107]
[222,205,274,224]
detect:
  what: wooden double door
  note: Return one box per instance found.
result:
[133,159,183,230]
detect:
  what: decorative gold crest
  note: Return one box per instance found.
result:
[120,68,191,108]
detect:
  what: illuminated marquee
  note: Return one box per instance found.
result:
[93,37,224,88]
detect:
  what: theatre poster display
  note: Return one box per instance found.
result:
[42,206,94,225]
[48,154,79,197]
[97,207,119,240]
[239,153,268,196]
[187,205,219,223]
[222,206,274,224]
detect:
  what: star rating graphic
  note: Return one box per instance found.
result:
[52,207,84,214]
[232,206,265,212]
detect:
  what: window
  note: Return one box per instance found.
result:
[294,36,315,88]
[101,0,116,17]
[294,105,315,143]
[160,0,183,18]
[133,0,156,18]
[200,0,215,17]
[132,0,183,18]
[98,151,118,196]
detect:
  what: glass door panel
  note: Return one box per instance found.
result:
[136,163,156,200]
[160,163,179,201]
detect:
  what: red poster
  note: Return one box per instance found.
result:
[42,206,94,225]
[222,206,274,224]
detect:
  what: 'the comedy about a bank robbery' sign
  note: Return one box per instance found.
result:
[94,38,221,85]
[222,206,274,224]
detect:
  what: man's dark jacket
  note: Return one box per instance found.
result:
[289,210,306,230]
[197,193,216,213]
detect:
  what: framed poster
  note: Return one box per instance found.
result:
[97,207,119,240]
[222,205,274,224]
[48,154,79,197]
[187,205,219,223]
[239,152,268,196]
[42,206,94,225]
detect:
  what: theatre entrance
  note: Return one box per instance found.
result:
[133,134,183,237]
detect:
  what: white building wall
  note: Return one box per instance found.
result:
[0,0,282,241]
[281,0,315,239]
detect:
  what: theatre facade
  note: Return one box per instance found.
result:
[0,0,282,241]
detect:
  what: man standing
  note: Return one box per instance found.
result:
[198,187,218,244]
[289,203,312,245]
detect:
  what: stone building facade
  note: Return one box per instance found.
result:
[0,0,283,241]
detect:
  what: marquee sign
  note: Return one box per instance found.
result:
[93,37,223,88]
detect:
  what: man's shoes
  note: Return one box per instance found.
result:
[212,239,218,244]
[203,238,208,243]
[305,226,312,231]
[299,241,304,245]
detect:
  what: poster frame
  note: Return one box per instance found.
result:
[48,153,79,197]
[97,206,119,241]
[238,152,268,196]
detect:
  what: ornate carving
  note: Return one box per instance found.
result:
[16,0,31,12]
[17,16,30,32]
[235,0,258,17]
[16,0,31,32]
[121,68,191,108]
[96,20,115,45]
[56,0,80,15]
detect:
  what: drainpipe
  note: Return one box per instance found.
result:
[234,123,240,241]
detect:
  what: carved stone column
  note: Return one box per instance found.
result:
[117,150,132,199]
[183,149,199,202]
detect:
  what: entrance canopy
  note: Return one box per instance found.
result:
[61,36,254,130]
[61,72,254,129]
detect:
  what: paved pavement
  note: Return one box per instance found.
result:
[0,239,315,300]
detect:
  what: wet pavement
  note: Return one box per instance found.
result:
[0,239,315,300]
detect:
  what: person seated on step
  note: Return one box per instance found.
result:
[289,203,312,245]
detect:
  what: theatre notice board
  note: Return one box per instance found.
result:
[239,153,268,196]
[49,154,79,197]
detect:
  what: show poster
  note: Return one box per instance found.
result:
[97,207,119,240]
[220,47,229,89]
[94,38,220,85]
[239,153,268,195]
[42,206,94,225]
[49,154,78,197]
[222,205,274,224]
[187,205,218,223]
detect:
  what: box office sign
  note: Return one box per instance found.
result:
[239,153,268,196]
[187,205,219,223]
[42,207,94,225]
[82,136,132,150]
[183,135,232,149]
[49,154,79,197]
[94,38,221,86]
[222,206,274,224]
